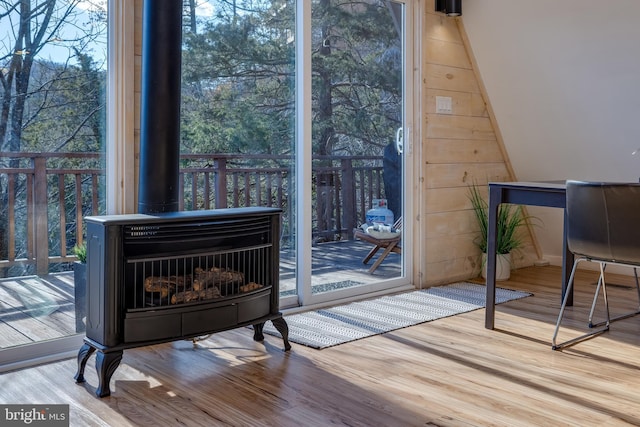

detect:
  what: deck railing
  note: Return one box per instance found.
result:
[0,152,386,274]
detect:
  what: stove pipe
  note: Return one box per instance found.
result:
[138,0,183,214]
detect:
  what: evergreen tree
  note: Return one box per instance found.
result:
[181,0,401,158]
[180,0,401,237]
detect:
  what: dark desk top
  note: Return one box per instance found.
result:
[487,180,567,209]
[488,180,566,190]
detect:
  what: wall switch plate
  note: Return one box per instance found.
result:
[436,96,452,114]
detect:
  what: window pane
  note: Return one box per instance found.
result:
[0,1,108,349]
[311,0,403,293]
[179,1,297,297]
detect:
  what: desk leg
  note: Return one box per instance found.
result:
[485,187,501,329]
[562,209,574,306]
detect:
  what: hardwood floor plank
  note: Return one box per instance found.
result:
[2,266,640,426]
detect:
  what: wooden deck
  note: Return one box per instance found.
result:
[0,273,77,349]
[280,239,401,293]
[1,266,640,426]
[0,240,400,349]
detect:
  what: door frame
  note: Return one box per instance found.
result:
[281,0,421,309]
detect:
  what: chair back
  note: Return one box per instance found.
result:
[566,180,640,264]
[393,217,403,233]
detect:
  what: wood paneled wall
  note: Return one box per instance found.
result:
[419,1,537,286]
[131,0,539,288]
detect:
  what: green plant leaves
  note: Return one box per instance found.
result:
[468,184,528,254]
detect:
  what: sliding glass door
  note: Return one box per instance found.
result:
[295,0,414,306]
[178,0,415,309]
[0,1,417,372]
[0,0,111,369]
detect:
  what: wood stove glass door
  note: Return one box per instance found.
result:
[298,0,414,306]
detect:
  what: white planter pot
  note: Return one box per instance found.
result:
[482,252,512,281]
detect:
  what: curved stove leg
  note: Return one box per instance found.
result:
[74,343,96,383]
[253,322,265,342]
[271,317,291,351]
[94,350,123,398]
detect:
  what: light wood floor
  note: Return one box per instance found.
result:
[2,265,640,426]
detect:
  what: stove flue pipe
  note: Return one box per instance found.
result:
[138,0,183,214]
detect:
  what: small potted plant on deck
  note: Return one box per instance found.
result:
[468,184,528,281]
[72,243,87,332]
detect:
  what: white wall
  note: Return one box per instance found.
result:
[461,0,640,265]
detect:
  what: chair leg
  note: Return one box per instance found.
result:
[552,259,610,350]
[635,268,640,305]
[600,262,611,329]
[588,266,640,328]
[587,265,605,327]
[362,245,381,265]
[367,241,398,274]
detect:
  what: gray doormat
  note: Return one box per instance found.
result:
[264,282,531,349]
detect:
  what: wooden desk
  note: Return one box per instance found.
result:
[485,181,573,329]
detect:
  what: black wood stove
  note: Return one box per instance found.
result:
[73,208,290,397]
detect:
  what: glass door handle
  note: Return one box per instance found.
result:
[395,127,403,154]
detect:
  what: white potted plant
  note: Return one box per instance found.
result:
[468,184,528,280]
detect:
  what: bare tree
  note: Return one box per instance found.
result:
[0,1,105,155]
[0,0,106,276]
[185,0,197,34]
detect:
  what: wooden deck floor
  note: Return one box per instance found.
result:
[0,240,400,349]
[1,266,640,426]
[0,273,77,348]
[280,239,401,293]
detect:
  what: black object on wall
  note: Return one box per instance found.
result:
[435,0,462,16]
[138,0,183,214]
